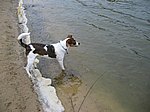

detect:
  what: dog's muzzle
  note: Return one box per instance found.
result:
[75,41,80,47]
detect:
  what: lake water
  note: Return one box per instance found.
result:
[24,0,150,112]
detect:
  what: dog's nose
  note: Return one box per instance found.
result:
[78,42,80,45]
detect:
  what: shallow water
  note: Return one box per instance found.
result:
[24,0,150,112]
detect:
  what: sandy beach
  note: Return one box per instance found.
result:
[0,0,43,112]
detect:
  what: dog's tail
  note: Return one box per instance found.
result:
[17,32,30,48]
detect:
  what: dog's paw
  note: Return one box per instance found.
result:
[28,74,33,78]
[25,67,33,78]
[61,69,65,72]
[61,69,66,75]
[62,69,65,71]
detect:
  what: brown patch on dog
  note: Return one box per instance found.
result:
[32,43,47,56]
[25,43,56,58]
[26,45,32,56]
[66,35,76,47]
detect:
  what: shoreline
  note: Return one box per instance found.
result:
[0,0,43,112]
[17,0,65,112]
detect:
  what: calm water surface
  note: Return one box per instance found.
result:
[24,0,150,112]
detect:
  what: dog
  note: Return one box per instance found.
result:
[18,33,80,78]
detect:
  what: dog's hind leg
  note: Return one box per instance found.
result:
[25,53,37,78]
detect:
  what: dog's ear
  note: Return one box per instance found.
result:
[67,35,72,38]
[66,38,72,45]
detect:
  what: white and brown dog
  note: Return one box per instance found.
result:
[18,33,80,78]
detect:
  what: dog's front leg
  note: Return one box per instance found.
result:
[56,57,65,71]
[58,60,65,71]
[56,54,65,71]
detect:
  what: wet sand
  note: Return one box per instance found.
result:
[0,0,43,112]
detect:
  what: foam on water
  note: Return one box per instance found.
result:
[17,0,64,112]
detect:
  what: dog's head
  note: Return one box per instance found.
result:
[66,35,80,47]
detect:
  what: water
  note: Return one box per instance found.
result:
[24,0,150,112]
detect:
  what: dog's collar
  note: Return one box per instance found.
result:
[59,41,68,54]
